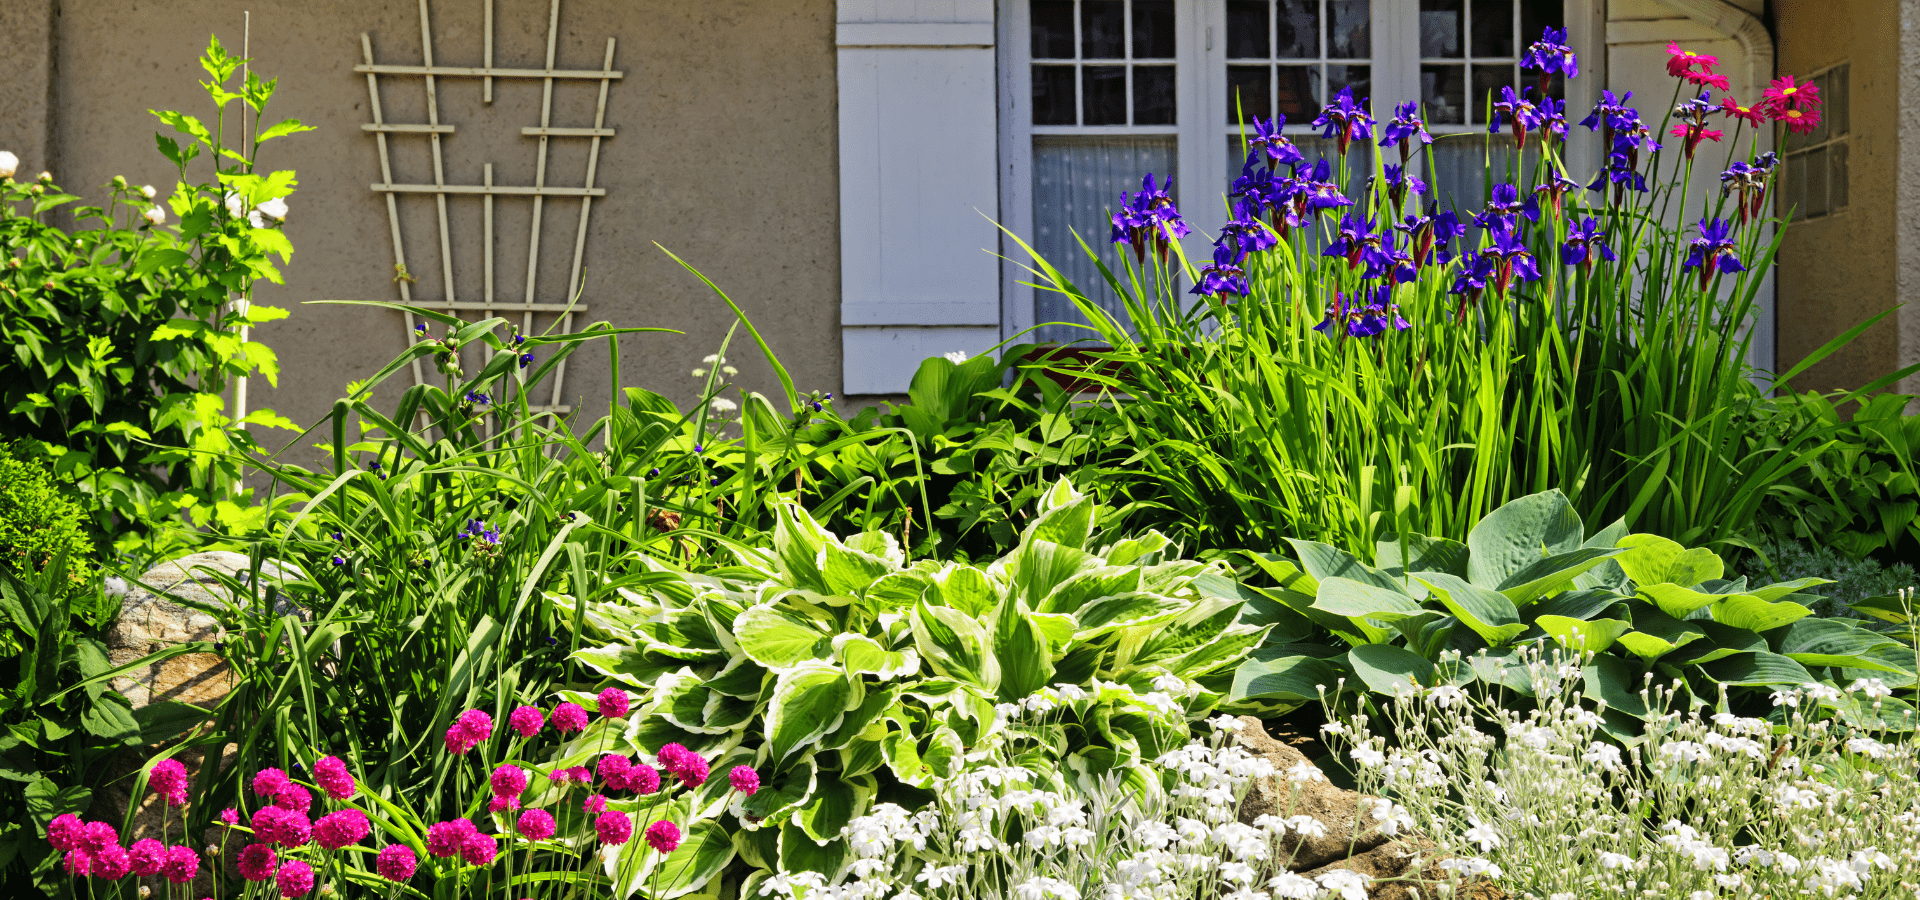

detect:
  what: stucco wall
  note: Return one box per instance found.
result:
[9,0,839,465]
[1774,1,1902,394]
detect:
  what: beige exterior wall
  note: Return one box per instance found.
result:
[1774,1,1903,395]
[3,0,840,465]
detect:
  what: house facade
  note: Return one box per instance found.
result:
[1,0,1915,447]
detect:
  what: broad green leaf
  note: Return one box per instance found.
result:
[1526,588,1625,622]
[1616,606,1708,661]
[821,541,893,597]
[80,693,140,744]
[992,601,1054,702]
[1465,490,1584,589]
[881,728,930,786]
[1024,491,1094,549]
[1615,534,1723,587]
[1009,540,1098,609]
[910,601,999,690]
[764,663,851,764]
[1708,595,1812,633]
[1039,566,1145,615]
[1673,622,1769,665]
[737,759,816,826]
[1637,583,1721,620]
[1535,615,1632,655]
[926,565,999,617]
[1848,593,1915,625]
[647,820,737,898]
[1417,573,1526,647]
[1747,577,1833,603]
[1346,644,1436,696]
[778,820,847,876]
[833,634,917,679]
[571,643,677,688]
[1312,577,1425,621]
[1073,592,1185,636]
[793,778,865,844]
[1495,548,1625,606]
[1284,539,1404,593]
[1774,618,1912,673]
[1582,654,1649,719]
[1375,533,1469,579]
[771,504,832,593]
[865,570,929,611]
[1701,651,1814,687]
[1229,653,1340,703]
[733,606,831,669]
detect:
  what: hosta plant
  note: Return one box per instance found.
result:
[1234,490,1916,737]
[555,478,1270,888]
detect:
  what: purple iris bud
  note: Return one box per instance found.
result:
[693,443,704,454]
[518,352,534,368]
[1561,218,1617,269]
[1534,171,1580,218]
[1311,86,1375,156]
[464,389,490,406]
[1378,102,1432,163]
[330,555,346,567]
[649,468,660,476]
[1682,217,1746,288]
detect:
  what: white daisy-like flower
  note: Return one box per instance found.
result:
[943,350,969,363]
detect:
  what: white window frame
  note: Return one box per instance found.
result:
[996,0,1600,342]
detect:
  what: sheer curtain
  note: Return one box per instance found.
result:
[1031,135,1178,344]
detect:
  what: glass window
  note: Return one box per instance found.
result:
[1784,63,1849,220]
[1031,0,1180,127]
[1227,0,1371,126]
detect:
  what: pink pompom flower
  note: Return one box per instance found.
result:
[551,702,589,733]
[488,795,521,813]
[81,821,118,853]
[91,844,130,880]
[238,843,278,881]
[674,755,709,789]
[376,844,417,881]
[628,764,661,796]
[62,849,92,877]
[655,743,692,774]
[128,838,167,877]
[162,844,199,884]
[274,785,313,814]
[426,820,476,858]
[276,812,313,848]
[252,767,292,798]
[597,687,630,720]
[594,811,632,845]
[47,814,84,852]
[490,764,529,798]
[567,765,591,783]
[313,756,356,801]
[508,705,544,738]
[149,758,190,806]
[444,709,494,755]
[517,808,557,841]
[584,793,609,815]
[219,807,240,827]
[597,754,632,790]
[645,820,682,853]
[315,809,371,850]
[277,858,315,898]
[461,831,497,866]
[729,766,761,795]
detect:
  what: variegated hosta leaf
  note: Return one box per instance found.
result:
[1073,592,1186,638]
[1102,530,1173,567]
[833,633,917,679]
[844,529,905,567]
[821,539,895,596]
[1038,565,1146,616]
[910,601,1000,691]
[764,663,851,764]
[642,819,737,899]
[734,757,817,829]
[792,774,876,844]
[571,643,678,689]
[733,605,832,670]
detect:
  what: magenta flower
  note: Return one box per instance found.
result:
[597,687,630,719]
[162,844,199,884]
[149,758,190,806]
[274,786,313,814]
[551,702,589,733]
[597,754,633,790]
[425,820,475,858]
[645,820,682,853]
[729,766,761,795]
[567,765,592,784]
[239,843,278,881]
[277,858,315,898]
[488,795,522,813]
[584,793,609,815]
[656,743,692,774]
[62,849,92,877]
[490,764,529,798]
[517,809,557,841]
[377,844,417,881]
[595,811,633,845]
[445,709,494,755]
[315,809,371,850]
[313,756,356,801]
[278,812,313,848]
[252,767,292,798]
[219,807,241,827]
[47,814,83,852]
[674,755,710,789]
[629,764,662,796]
[128,838,167,877]
[508,705,544,738]
[460,831,497,866]
[92,844,130,880]
[81,821,117,853]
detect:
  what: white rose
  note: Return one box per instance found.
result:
[257,197,289,222]
[142,206,166,226]
[140,184,157,200]
[0,150,17,178]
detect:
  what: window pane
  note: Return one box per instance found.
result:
[1082,0,1126,58]
[1134,66,1177,124]
[1470,63,1515,124]
[1033,65,1078,125]
[1276,65,1320,119]
[1228,65,1273,123]
[1831,64,1850,136]
[1084,66,1128,124]
[1803,146,1829,218]
[1227,1,1270,59]
[1471,0,1516,58]
[1032,1,1076,58]
[1031,135,1177,342]
[1420,0,1464,57]
[1783,152,1806,219]
[1519,0,1559,50]
[1422,63,1466,124]
[1275,0,1319,58]
[1328,1,1371,58]
[1830,142,1848,211]
[1327,64,1371,106]
[1133,1,1176,58]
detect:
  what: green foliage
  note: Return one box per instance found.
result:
[0,443,96,603]
[561,478,1266,891]
[1751,390,1920,563]
[1235,489,1916,738]
[0,34,306,560]
[1743,537,1917,622]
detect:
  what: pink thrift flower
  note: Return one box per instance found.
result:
[163,844,199,883]
[508,705,544,738]
[461,831,498,866]
[628,764,661,796]
[81,821,118,853]
[92,843,130,880]
[219,807,240,827]
[313,756,356,801]
[644,820,682,853]
[584,793,609,815]
[63,848,92,877]
[444,709,494,755]
[517,808,557,841]
[274,786,313,814]
[376,844,417,881]
[655,743,691,774]
[277,858,316,898]
[47,814,84,851]
[675,755,709,789]
[252,767,291,798]
[425,820,475,858]
[551,702,589,733]
[277,812,313,848]
[252,807,288,846]
[567,765,591,783]
[597,754,632,790]
[128,839,167,877]
[597,687,630,719]
[239,843,278,881]
[594,811,632,845]
[149,758,190,806]
[488,795,521,813]
[490,764,529,798]
[729,766,761,795]
[315,809,370,850]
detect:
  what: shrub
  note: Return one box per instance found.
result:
[1749,390,1920,564]
[1743,537,1917,622]
[0,442,96,601]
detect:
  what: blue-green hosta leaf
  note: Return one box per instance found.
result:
[1285,539,1405,594]
[1774,618,1913,673]
[643,819,737,898]
[571,643,677,689]
[733,606,832,670]
[1835,694,1919,733]
[1418,573,1526,647]
[1039,565,1146,615]
[1637,583,1722,620]
[1835,643,1920,689]
[771,504,832,593]
[926,564,1000,617]
[1312,577,1425,620]
[832,634,918,679]
[1573,518,1632,590]
[1614,533,1723,588]
[910,601,1000,691]
[1849,593,1915,625]
[1229,653,1341,704]
[1465,490,1584,589]
[1582,654,1650,719]
[1673,621,1769,666]
[1346,644,1437,697]
[764,663,851,764]
[1468,646,1538,696]
[1701,651,1814,687]
[1535,615,1632,655]
[1073,592,1186,636]
[1375,533,1470,579]
[1708,595,1813,633]
[1526,588,1626,622]
[1495,548,1626,606]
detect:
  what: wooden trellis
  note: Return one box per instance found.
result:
[356,0,620,414]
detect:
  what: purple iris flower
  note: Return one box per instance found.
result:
[1560,217,1617,268]
[1534,171,1580,218]
[1218,197,1277,255]
[1301,159,1354,213]
[1312,86,1375,156]
[1682,217,1746,288]
[1380,164,1426,208]
[1323,213,1381,271]
[1191,242,1250,299]
[1248,115,1305,171]
[1473,183,1540,230]
[1449,248,1491,318]
[1314,286,1406,338]
[1482,223,1541,295]
[1536,97,1569,144]
[1579,89,1637,132]
[1230,152,1274,203]
[1588,151,1649,200]
[1488,86,1543,149]
[1520,27,1579,81]
[1109,173,1191,264]
[1378,102,1432,163]
[1431,209,1466,264]
[1395,213,1433,265]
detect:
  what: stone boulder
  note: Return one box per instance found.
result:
[104,550,303,711]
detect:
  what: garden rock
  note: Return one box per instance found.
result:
[105,550,303,711]
[1299,840,1504,900]
[1231,715,1391,871]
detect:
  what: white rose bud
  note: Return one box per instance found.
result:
[36,171,52,183]
[257,197,289,222]
[0,150,17,178]
[140,184,156,200]
[142,205,166,226]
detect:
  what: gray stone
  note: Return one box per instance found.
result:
[105,550,303,711]
[1232,715,1394,872]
